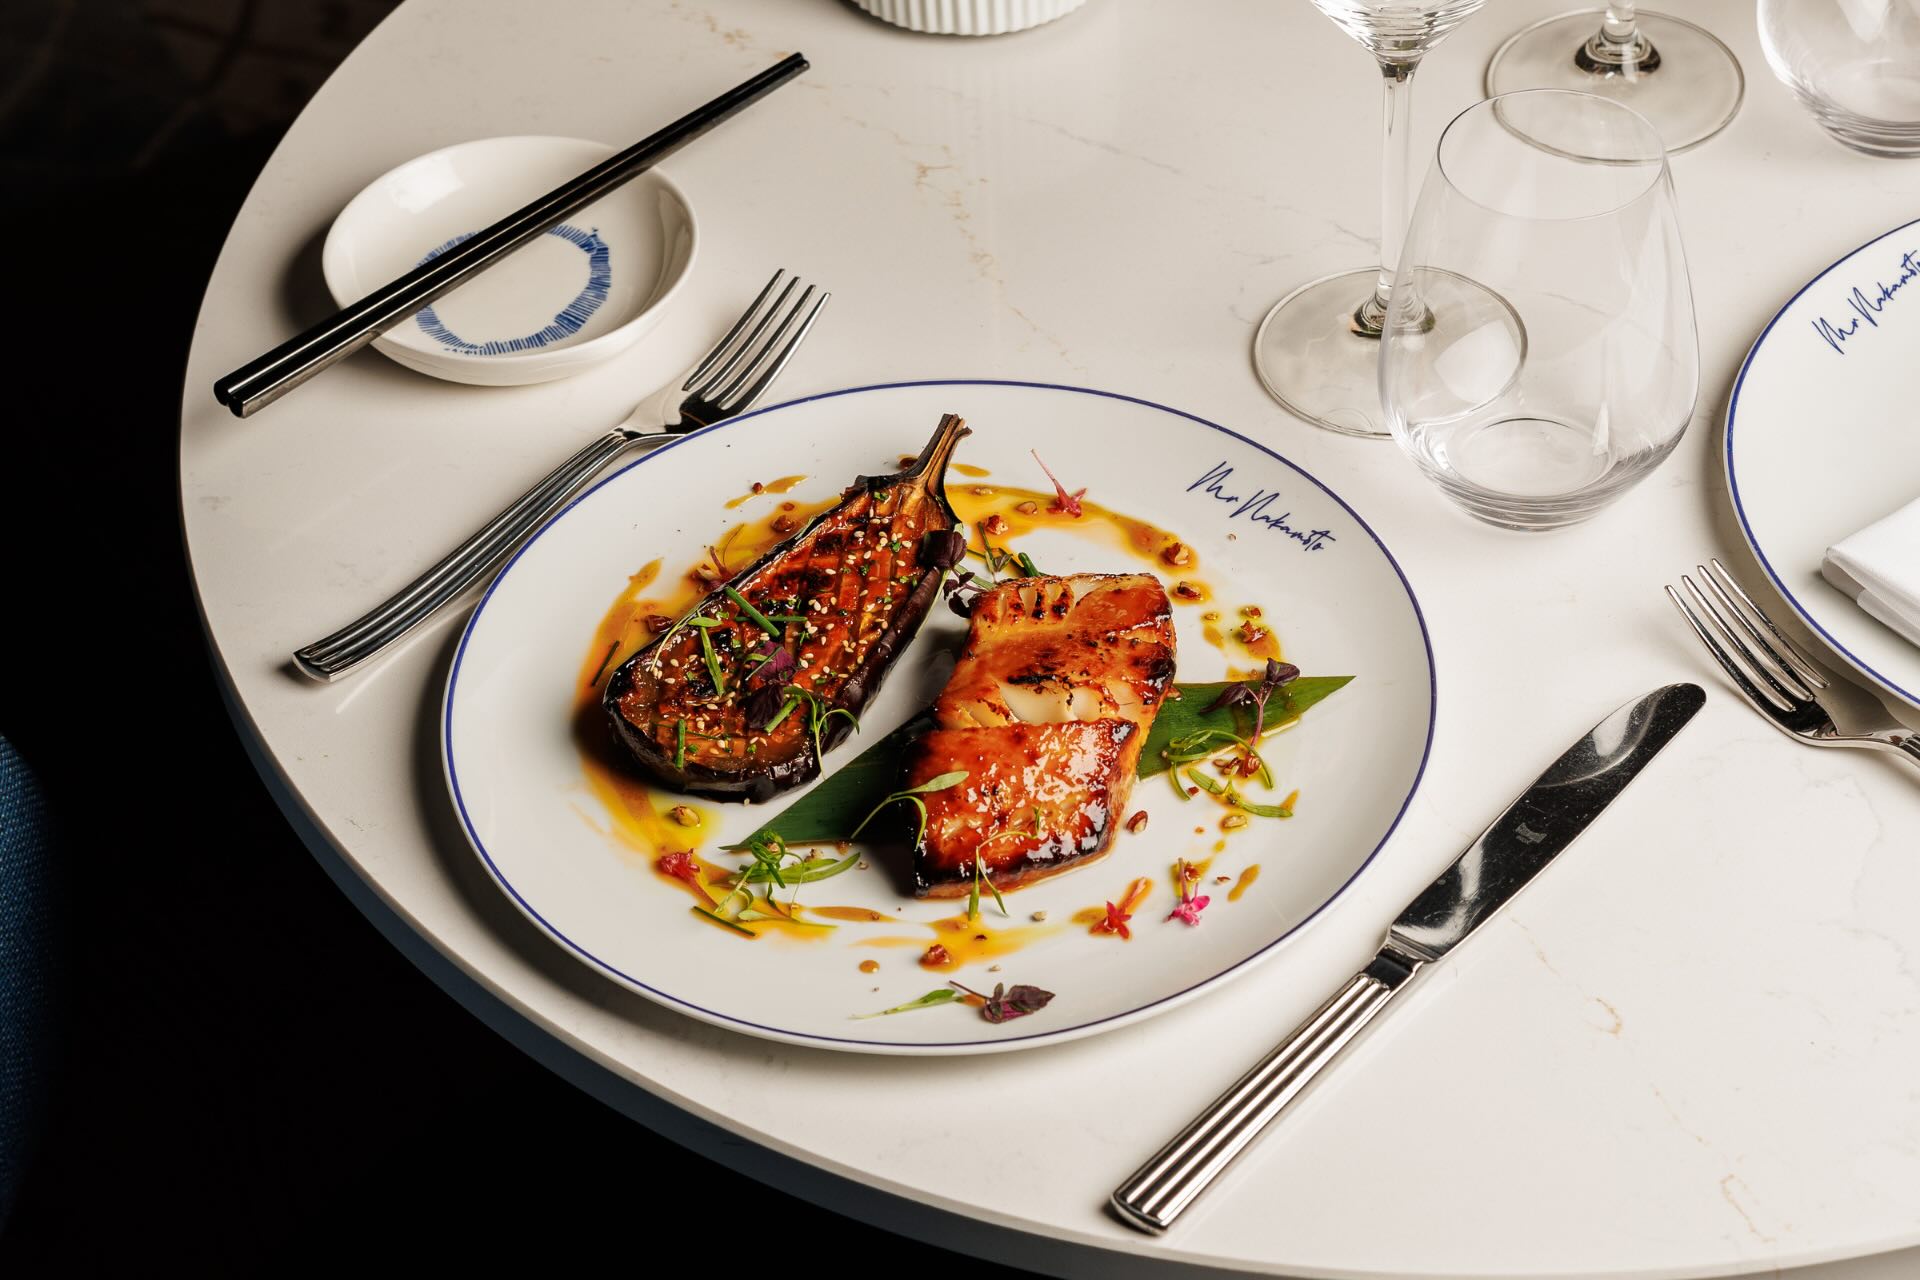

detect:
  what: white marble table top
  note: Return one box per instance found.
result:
[179,0,1920,1274]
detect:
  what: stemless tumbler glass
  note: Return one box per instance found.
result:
[1380,90,1699,531]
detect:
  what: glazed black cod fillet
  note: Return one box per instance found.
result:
[603,414,967,802]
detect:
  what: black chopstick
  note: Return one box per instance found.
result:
[212,52,809,419]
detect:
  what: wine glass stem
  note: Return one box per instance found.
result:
[1354,58,1418,336]
[1578,3,1658,73]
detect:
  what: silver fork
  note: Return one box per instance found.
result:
[293,269,829,682]
[1665,558,1920,771]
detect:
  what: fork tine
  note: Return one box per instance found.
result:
[718,289,828,415]
[1694,564,1821,699]
[1705,559,1830,690]
[1667,583,1795,714]
[683,269,784,391]
[692,276,800,401]
[1681,574,1812,707]
[710,284,814,409]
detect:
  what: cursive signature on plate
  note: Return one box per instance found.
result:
[1188,462,1335,552]
[1811,247,1919,356]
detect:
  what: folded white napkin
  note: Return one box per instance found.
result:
[1822,497,1920,648]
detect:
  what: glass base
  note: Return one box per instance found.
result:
[1253,268,1394,439]
[1485,10,1745,153]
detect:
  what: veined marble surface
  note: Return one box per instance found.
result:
[178,1,1920,1275]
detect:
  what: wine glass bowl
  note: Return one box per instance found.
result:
[1759,0,1920,158]
[1381,90,1700,531]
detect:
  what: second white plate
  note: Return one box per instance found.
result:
[444,380,1435,1053]
[1727,216,1920,709]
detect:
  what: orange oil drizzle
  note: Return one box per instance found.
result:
[723,474,810,508]
[1229,865,1261,902]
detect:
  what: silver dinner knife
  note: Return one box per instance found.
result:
[1111,681,1707,1234]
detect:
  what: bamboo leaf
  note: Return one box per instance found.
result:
[733,679,1351,850]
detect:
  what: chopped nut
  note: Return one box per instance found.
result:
[1030,910,1048,923]
[970,485,994,497]
[1014,500,1039,515]
[1161,541,1193,567]
[1238,620,1271,646]
[856,860,869,871]
[751,481,765,494]
[780,501,795,511]
[1215,875,1231,884]
[1201,610,1221,623]
[1240,604,1263,619]
[982,513,1010,536]
[668,805,699,827]
[1173,580,1204,601]
[1125,810,1150,834]
[1221,814,1250,830]
[771,514,797,534]
[988,964,1002,973]
[920,943,952,967]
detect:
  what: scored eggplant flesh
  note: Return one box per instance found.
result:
[603,413,967,802]
[904,573,1176,896]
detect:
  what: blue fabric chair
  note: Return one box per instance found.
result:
[0,736,57,1229]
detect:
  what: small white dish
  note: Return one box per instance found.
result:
[443,380,1436,1054]
[322,136,697,387]
[1726,215,1920,709]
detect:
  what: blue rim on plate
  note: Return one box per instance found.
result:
[1724,214,1920,710]
[443,379,1438,1049]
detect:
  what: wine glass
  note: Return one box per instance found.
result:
[1380,90,1700,531]
[1253,0,1487,439]
[1486,6,1744,153]
[1760,0,1920,158]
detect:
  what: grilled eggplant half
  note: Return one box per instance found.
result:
[903,573,1176,896]
[603,414,967,802]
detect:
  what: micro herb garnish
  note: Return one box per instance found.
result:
[1030,449,1086,517]
[849,770,968,847]
[1163,728,1274,788]
[744,641,795,684]
[950,980,1057,1024]
[782,684,860,760]
[675,719,687,769]
[691,905,758,938]
[1202,659,1302,747]
[852,980,1056,1023]
[722,585,781,638]
[852,989,962,1019]
[1184,767,1224,797]
[967,850,1009,923]
[1225,785,1295,819]
[697,626,727,697]
[588,640,619,688]
[921,528,966,572]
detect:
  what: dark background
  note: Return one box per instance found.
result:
[0,2,1030,1271]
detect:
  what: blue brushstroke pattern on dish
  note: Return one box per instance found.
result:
[412,223,611,355]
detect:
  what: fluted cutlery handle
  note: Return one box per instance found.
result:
[292,429,642,681]
[1111,951,1418,1234]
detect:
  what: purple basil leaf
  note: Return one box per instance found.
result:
[1003,984,1054,1013]
[744,683,785,730]
[921,528,967,571]
[1203,683,1253,714]
[1263,660,1300,689]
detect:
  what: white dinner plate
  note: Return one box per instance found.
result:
[1726,216,1920,709]
[444,381,1435,1053]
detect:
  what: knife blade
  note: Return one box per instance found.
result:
[1111,682,1706,1235]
